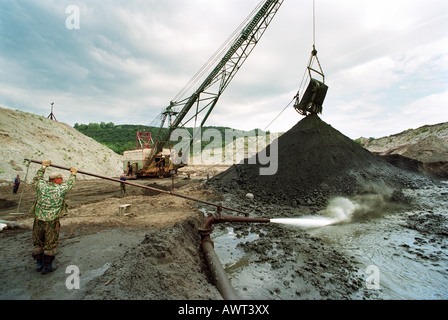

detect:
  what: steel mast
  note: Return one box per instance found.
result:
[145,0,284,171]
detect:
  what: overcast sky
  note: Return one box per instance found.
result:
[1,0,447,139]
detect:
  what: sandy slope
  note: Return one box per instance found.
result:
[360,122,448,162]
[0,106,123,184]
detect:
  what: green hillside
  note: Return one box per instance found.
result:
[74,122,268,155]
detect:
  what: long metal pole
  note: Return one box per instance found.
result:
[25,159,249,216]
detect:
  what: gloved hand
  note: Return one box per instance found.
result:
[70,167,78,174]
[42,160,51,167]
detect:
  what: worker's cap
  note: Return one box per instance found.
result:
[49,172,63,180]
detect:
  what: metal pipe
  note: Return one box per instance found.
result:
[199,212,270,300]
[25,159,249,216]
[203,213,270,230]
[201,239,239,300]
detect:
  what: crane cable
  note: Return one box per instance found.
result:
[264,0,318,131]
[172,1,265,103]
[313,0,316,48]
[263,99,294,132]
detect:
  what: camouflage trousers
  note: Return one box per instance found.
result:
[32,218,60,255]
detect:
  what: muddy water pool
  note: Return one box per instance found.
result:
[212,181,448,299]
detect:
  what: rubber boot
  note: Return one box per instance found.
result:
[32,253,43,272]
[41,254,57,275]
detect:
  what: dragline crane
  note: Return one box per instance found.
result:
[123,0,328,178]
[124,0,284,178]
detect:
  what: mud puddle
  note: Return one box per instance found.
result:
[209,182,448,300]
[309,214,447,299]
[213,225,294,299]
[211,221,366,299]
[316,181,448,300]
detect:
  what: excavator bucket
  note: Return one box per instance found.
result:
[294,78,328,116]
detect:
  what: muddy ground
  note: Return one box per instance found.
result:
[0,173,223,300]
[207,179,448,300]
[0,168,446,301]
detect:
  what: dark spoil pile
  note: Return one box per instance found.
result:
[211,114,416,207]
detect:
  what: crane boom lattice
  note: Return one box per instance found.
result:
[144,0,284,172]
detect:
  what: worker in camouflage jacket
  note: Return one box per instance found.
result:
[31,160,77,274]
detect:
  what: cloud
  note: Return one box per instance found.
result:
[399,90,448,128]
[1,0,447,139]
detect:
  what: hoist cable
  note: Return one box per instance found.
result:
[263,98,294,131]
[175,1,263,101]
[266,0,321,129]
[172,1,265,103]
[313,0,316,47]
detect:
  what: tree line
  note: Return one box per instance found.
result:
[74,122,158,155]
[74,122,268,155]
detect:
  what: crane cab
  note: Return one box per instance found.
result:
[123,148,177,178]
[122,131,182,178]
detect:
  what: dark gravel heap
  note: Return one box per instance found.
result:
[211,114,416,207]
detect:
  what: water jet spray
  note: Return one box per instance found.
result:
[270,217,337,228]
